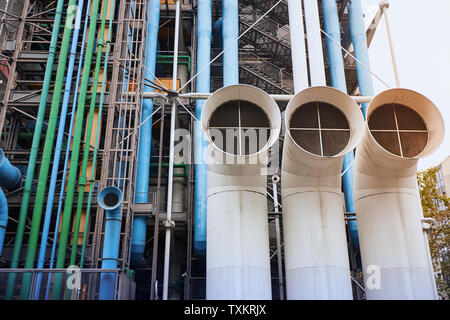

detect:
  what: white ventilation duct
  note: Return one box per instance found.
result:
[201,84,281,299]
[282,86,365,299]
[355,88,445,300]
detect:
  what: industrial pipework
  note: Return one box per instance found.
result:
[354,88,444,300]
[98,186,124,300]
[132,0,161,265]
[201,84,281,300]
[281,86,365,300]
[0,149,22,190]
[193,0,212,256]
[322,0,359,251]
[0,149,21,255]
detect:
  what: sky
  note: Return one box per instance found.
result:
[360,0,450,170]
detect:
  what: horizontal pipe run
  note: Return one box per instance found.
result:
[142,92,374,103]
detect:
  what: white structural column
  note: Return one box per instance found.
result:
[288,0,309,93]
[281,87,365,299]
[354,88,444,300]
[303,0,326,86]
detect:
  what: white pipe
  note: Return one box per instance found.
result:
[354,88,444,300]
[303,0,326,86]
[143,92,374,104]
[272,175,285,300]
[281,86,365,299]
[201,84,281,299]
[162,0,181,301]
[288,0,309,93]
[380,2,400,87]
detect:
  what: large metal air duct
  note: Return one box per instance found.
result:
[98,186,123,300]
[282,86,365,300]
[0,188,7,256]
[0,149,22,190]
[201,84,281,299]
[355,88,445,300]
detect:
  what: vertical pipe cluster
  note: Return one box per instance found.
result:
[193,0,212,255]
[131,0,161,265]
[33,0,88,300]
[52,0,105,299]
[6,0,64,299]
[97,186,123,300]
[43,0,93,300]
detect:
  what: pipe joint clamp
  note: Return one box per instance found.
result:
[162,220,175,229]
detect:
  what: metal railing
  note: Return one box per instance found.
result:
[0,268,120,300]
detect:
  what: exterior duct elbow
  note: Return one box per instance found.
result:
[354,88,445,300]
[281,86,365,300]
[201,85,281,299]
[0,149,22,190]
[98,186,123,300]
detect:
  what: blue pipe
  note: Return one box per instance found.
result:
[43,0,91,300]
[348,0,374,118]
[346,0,375,250]
[322,0,357,247]
[0,188,7,256]
[130,0,160,265]
[222,0,239,86]
[193,0,212,256]
[0,150,21,256]
[0,149,22,190]
[98,186,123,300]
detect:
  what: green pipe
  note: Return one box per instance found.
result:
[156,55,191,72]
[77,0,115,272]
[5,0,65,300]
[51,0,104,300]
[19,0,78,300]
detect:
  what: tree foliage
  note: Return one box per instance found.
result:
[417,166,450,299]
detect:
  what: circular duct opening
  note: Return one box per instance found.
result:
[104,192,119,207]
[368,103,428,158]
[207,100,271,156]
[288,102,350,156]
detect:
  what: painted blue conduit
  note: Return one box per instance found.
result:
[322,0,358,247]
[131,0,161,265]
[348,0,374,119]
[0,188,7,256]
[346,0,375,250]
[98,186,123,300]
[222,0,239,86]
[0,149,22,190]
[193,0,212,256]
[0,149,21,256]
[43,0,91,300]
